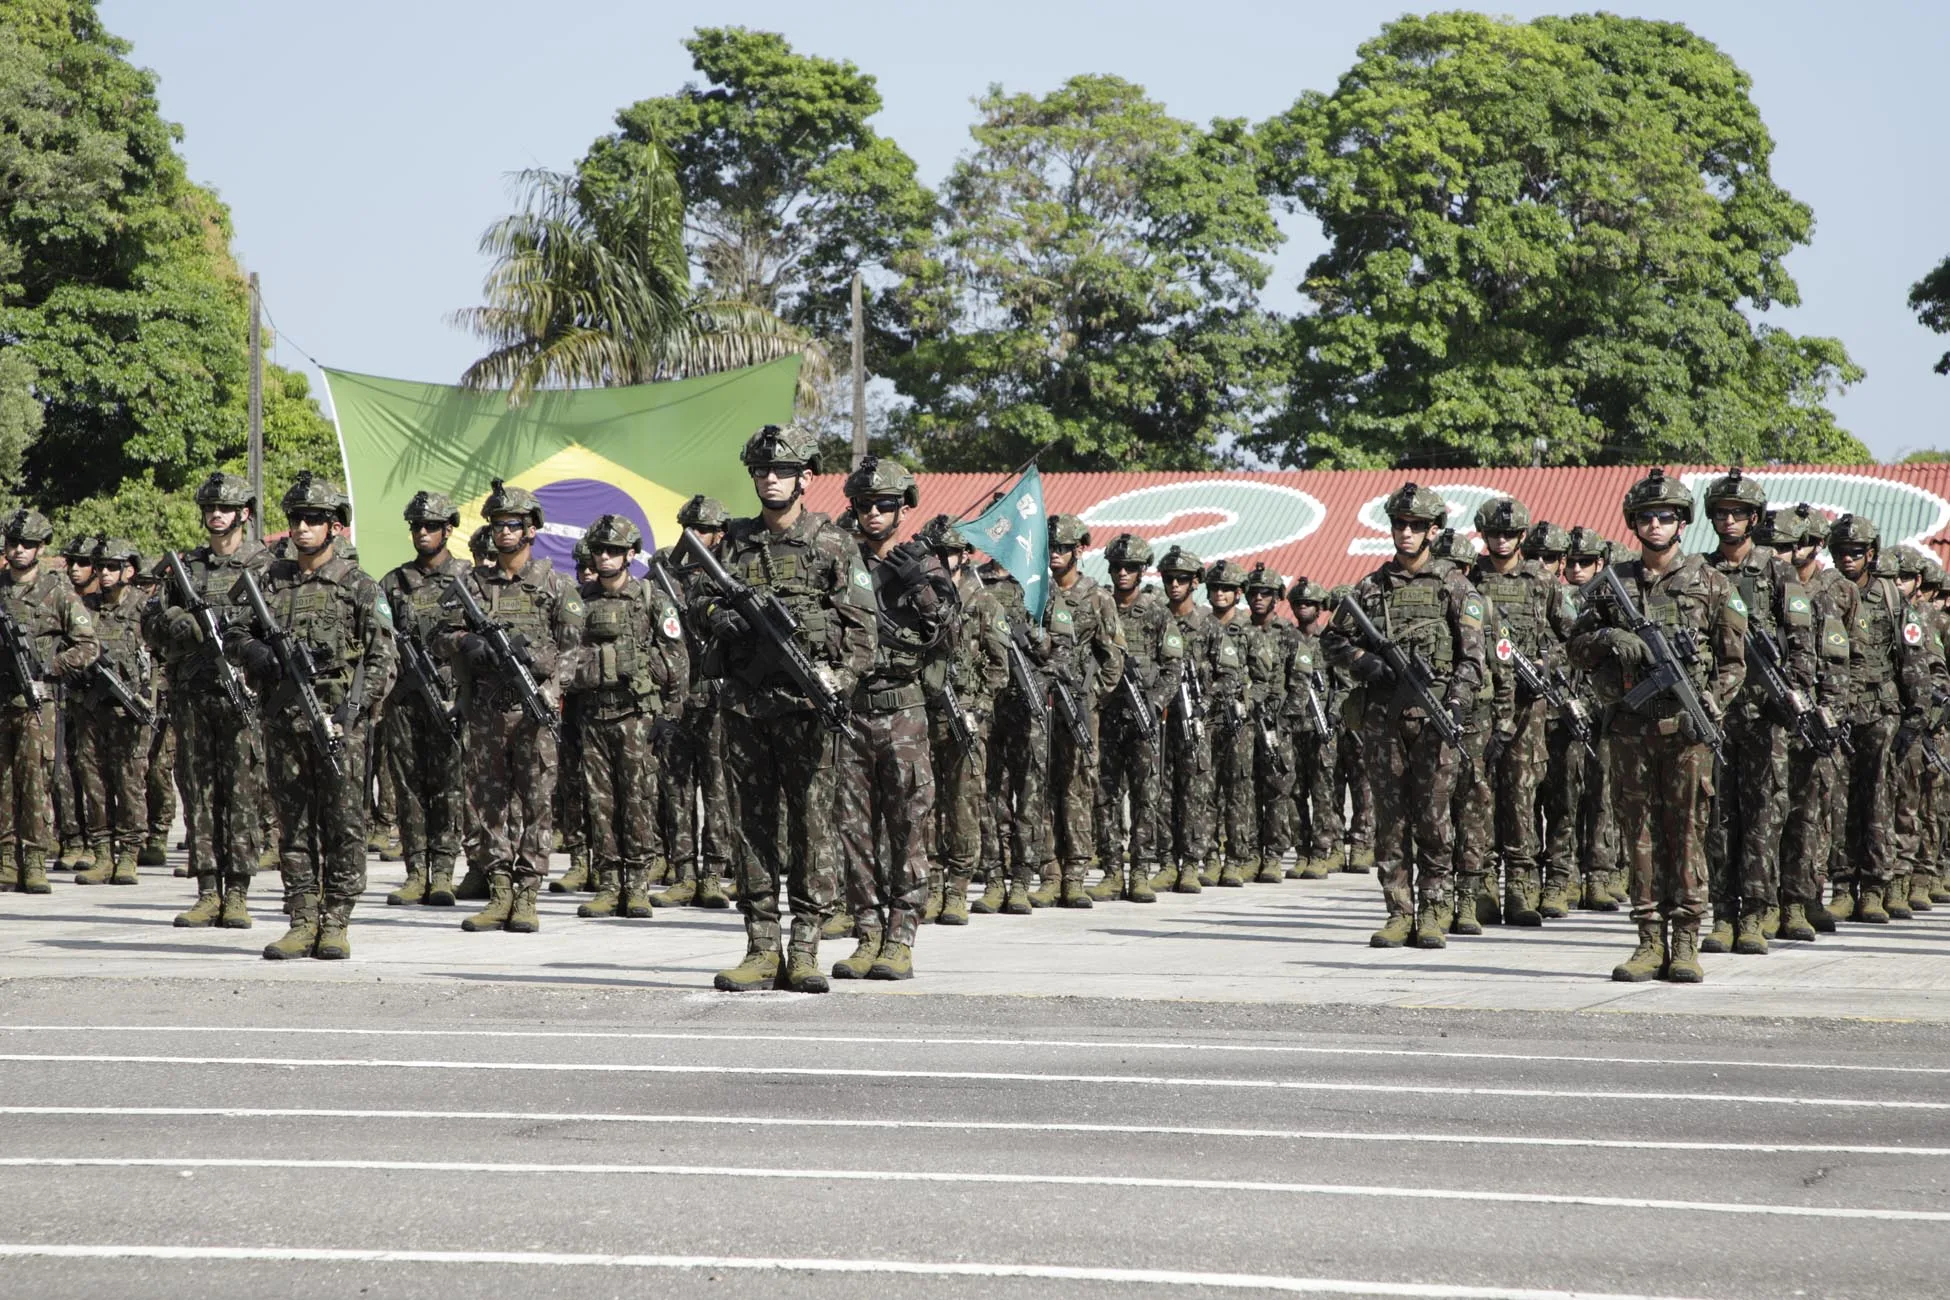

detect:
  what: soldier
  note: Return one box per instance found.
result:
[1198,559,1262,887]
[1281,579,1342,878]
[1322,483,1488,948]
[566,514,687,921]
[1440,528,1506,935]
[649,495,735,911]
[693,424,875,992]
[917,514,1008,922]
[378,491,470,908]
[1156,546,1214,892]
[131,557,177,869]
[552,540,598,894]
[146,473,271,918]
[1885,546,1946,920]
[69,539,152,886]
[979,556,1049,915]
[225,474,395,958]
[52,534,101,875]
[830,458,949,979]
[1244,564,1295,883]
[1,509,98,892]
[1094,533,1180,902]
[1036,516,1124,906]
[441,479,584,935]
[1327,583,1376,873]
[1522,521,1569,580]
[1549,528,1620,912]
[1568,469,1746,983]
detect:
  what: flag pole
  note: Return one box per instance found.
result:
[954,436,1064,521]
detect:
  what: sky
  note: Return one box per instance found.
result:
[95,0,1950,462]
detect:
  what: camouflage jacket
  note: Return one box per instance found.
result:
[569,574,687,722]
[224,551,396,726]
[0,567,97,709]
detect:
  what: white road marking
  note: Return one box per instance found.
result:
[3,1106,1943,1158]
[0,1052,1941,1109]
[2,1157,1944,1222]
[2,1022,1939,1075]
[0,1243,1717,1299]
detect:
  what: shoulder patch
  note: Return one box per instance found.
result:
[661,611,682,641]
[1462,595,1484,622]
[373,593,394,630]
[994,615,1010,636]
[1903,618,1925,646]
[1787,595,1811,614]
[1296,650,1313,669]
[71,608,92,629]
[563,595,585,619]
[851,565,872,591]
[1494,636,1513,662]
[1164,632,1183,651]
[1728,593,1748,617]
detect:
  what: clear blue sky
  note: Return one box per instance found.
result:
[97,0,1949,462]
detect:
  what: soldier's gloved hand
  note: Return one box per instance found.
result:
[888,542,933,590]
[459,633,497,671]
[1352,654,1391,685]
[238,639,281,684]
[709,606,749,641]
[1604,628,1651,672]
[163,606,202,648]
[504,631,533,668]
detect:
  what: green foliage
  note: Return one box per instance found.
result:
[1910,256,1950,376]
[1901,448,1950,464]
[1258,11,1868,469]
[884,75,1287,472]
[0,344,41,489]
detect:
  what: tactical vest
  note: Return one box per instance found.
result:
[1378,573,1454,675]
[1208,615,1252,700]
[1044,574,1107,688]
[1850,577,1902,695]
[1475,568,1546,656]
[268,560,362,707]
[88,589,150,687]
[1633,566,1716,706]
[579,579,666,720]
[167,541,268,688]
[725,529,832,665]
[0,573,71,708]
[1284,633,1331,733]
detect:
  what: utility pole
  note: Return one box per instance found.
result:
[247,272,264,542]
[850,270,867,470]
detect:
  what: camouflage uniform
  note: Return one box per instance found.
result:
[1883,547,1947,920]
[1321,484,1489,946]
[1327,585,1375,868]
[70,542,153,884]
[0,510,98,890]
[1041,515,1125,903]
[1441,530,1505,927]
[1156,547,1215,890]
[1245,566,1297,882]
[1280,580,1343,874]
[1094,534,1180,901]
[51,535,99,868]
[133,557,177,866]
[982,568,1051,909]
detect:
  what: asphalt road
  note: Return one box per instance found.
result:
[0,979,1945,1299]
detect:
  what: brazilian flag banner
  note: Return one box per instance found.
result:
[321,358,799,579]
[956,466,1049,620]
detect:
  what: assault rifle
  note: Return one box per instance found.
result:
[1549,666,1597,756]
[1498,617,1595,757]
[1299,670,1332,736]
[1005,627,1051,730]
[163,550,251,714]
[1049,662,1093,757]
[90,660,154,728]
[1173,660,1208,755]
[0,597,48,705]
[1255,697,1290,774]
[395,620,459,743]
[1339,597,1463,751]
[1745,627,1847,757]
[1118,657,1159,742]
[238,571,344,779]
[937,681,978,764]
[1591,565,1724,763]
[446,577,560,740]
[678,528,854,740]
[646,552,687,619]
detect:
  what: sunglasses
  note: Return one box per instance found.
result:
[489,519,528,532]
[409,521,446,534]
[854,496,906,515]
[1108,562,1145,574]
[288,511,336,527]
[749,463,805,481]
[1635,509,1682,526]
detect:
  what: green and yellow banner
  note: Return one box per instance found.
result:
[321,358,798,578]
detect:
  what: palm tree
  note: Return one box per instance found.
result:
[453,146,827,407]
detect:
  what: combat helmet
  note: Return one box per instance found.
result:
[1048,514,1091,549]
[571,538,593,571]
[1873,549,1900,580]
[1382,481,1447,527]
[1286,576,1330,609]
[1828,513,1880,553]
[467,525,492,562]
[1435,528,1478,564]
[1756,504,1813,548]
[1473,497,1531,536]
[1156,545,1204,578]
[584,513,643,552]
[61,534,100,562]
[917,513,972,555]
[3,508,53,545]
[1522,521,1570,560]
[281,471,350,526]
[1564,526,1609,562]
[1894,546,1929,580]
[842,455,919,509]
[403,490,460,528]
[482,477,543,527]
[1621,468,1695,526]
[1703,467,1769,517]
[1327,583,1353,610]
[1101,532,1153,568]
[1922,558,1947,593]
[95,537,140,567]
[193,471,255,511]
[739,422,820,473]
[1243,562,1285,597]
[677,494,731,530]
[1801,507,1833,545]
[1204,558,1250,589]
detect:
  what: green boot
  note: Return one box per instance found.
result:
[1001,882,1033,915]
[1606,868,1630,905]
[74,841,113,885]
[1581,874,1618,912]
[868,940,914,980]
[1503,882,1542,928]
[1665,919,1704,983]
[1173,863,1204,895]
[1855,886,1890,924]
[1150,864,1180,891]
[1124,866,1157,904]
[1449,878,1483,936]
[262,895,320,960]
[1909,878,1935,912]
[426,861,457,907]
[19,855,51,894]
[777,945,830,993]
[1216,861,1246,888]
[578,868,621,918]
[219,877,251,929]
[1475,886,1503,927]
[387,865,428,907]
[618,869,653,920]
[1059,875,1094,909]
[939,875,973,924]
[1884,876,1913,921]
[650,876,697,909]
[695,871,731,909]
[1611,921,1666,982]
[1197,861,1219,887]
[505,877,541,932]
[1732,912,1769,956]
[1027,871,1062,908]
[1370,914,1413,948]
[453,865,490,901]
[1930,877,1950,905]
[1537,880,1571,920]
[0,858,16,889]
[714,941,780,992]
[1808,896,1838,933]
[820,908,854,939]
[109,850,139,885]
[462,873,514,931]
[366,827,389,860]
[314,899,353,960]
[1344,843,1374,873]
[970,877,1006,915]
[1699,913,1736,953]
[1779,903,1817,942]
[137,836,168,867]
[550,849,592,894]
[832,933,880,980]
[174,876,222,927]
[1085,863,1122,902]
[924,870,947,920]
[1255,859,1285,884]
[1413,899,1450,949]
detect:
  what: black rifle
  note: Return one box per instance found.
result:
[1299,670,1332,735]
[0,597,48,706]
[446,576,560,739]
[90,660,154,728]
[646,552,687,616]
[678,528,854,739]
[937,681,978,764]
[1745,627,1847,757]
[1173,660,1208,766]
[1339,596,1463,751]
[1118,656,1159,742]
[395,622,459,743]
[1005,627,1051,730]
[1255,697,1290,774]
[1592,565,1725,762]
[238,571,344,779]
[163,550,251,715]
[1499,618,1596,757]
[1049,662,1093,757]
[1549,666,1598,756]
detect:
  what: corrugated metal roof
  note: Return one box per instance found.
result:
[805,465,1950,591]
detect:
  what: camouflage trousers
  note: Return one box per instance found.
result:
[379,699,463,873]
[369,725,395,829]
[555,713,586,858]
[1708,710,1790,915]
[724,707,839,955]
[1335,725,1374,848]
[1286,727,1341,858]
[1451,713,1494,887]
[1208,715,1256,869]
[1047,706,1099,880]
[1891,739,1934,888]
[266,714,368,905]
[172,688,263,877]
[0,702,53,866]
[1254,725,1295,863]
[582,710,665,872]
[1841,715,1900,888]
[1491,697,1549,882]
[462,701,558,883]
[1608,716,1711,924]
[1541,714,1603,890]
[1163,716,1213,868]
[1779,746,1840,907]
[70,702,148,857]
[1363,705,1460,913]
[1094,706,1162,874]
[929,707,987,879]
[983,698,1047,887]
[146,707,176,842]
[837,703,934,946]
[53,703,83,848]
[662,694,732,882]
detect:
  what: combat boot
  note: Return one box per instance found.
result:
[110,850,139,886]
[971,877,1006,915]
[314,900,353,960]
[1699,913,1735,953]
[1503,882,1541,928]
[57,841,87,874]
[387,865,428,907]
[1476,886,1503,927]
[1216,861,1246,888]
[1085,863,1122,902]
[1345,842,1375,873]
[1123,867,1156,904]
[1449,878,1483,936]
[19,855,50,894]
[1884,876,1913,921]
[832,933,880,980]
[1581,874,1617,912]
[174,876,222,927]
[365,826,388,860]
[1370,914,1414,948]
[550,849,592,894]
[1059,875,1094,908]
[505,877,541,932]
[1197,861,1219,887]
[820,908,853,939]
[578,869,620,918]
[381,830,402,862]
[1149,864,1179,891]
[1909,877,1936,912]
[1931,877,1950,905]
[1762,905,1781,937]
[219,877,251,928]
[867,940,914,980]
[137,836,168,867]
[650,876,697,909]
[1001,882,1033,915]
[618,869,653,920]
[1537,880,1571,920]
[1808,897,1838,933]
[1027,871,1062,907]
[1855,885,1889,924]
[1255,859,1285,884]
[1607,868,1630,905]
[74,845,114,885]
[1413,899,1450,949]
[1732,912,1769,956]
[172,859,191,878]
[462,873,515,931]
[777,945,830,993]
[925,870,947,919]
[940,875,974,923]
[1173,863,1204,894]
[695,871,730,909]
[262,895,320,960]
[426,861,457,907]
[257,844,280,872]
[1665,920,1704,983]
[0,859,16,889]
[453,865,489,901]
[1779,904,1817,942]
[714,941,780,992]
[1611,921,1666,982]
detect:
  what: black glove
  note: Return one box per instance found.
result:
[1605,628,1651,672]
[503,630,532,667]
[1353,654,1392,685]
[888,542,933,590]
[239,639,281,684]
[459,633,497,672]
[709,606,749,641]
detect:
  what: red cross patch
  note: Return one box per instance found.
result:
[662,613,683,641]
[1495,637,1514,662]
[1904,620,1924,646]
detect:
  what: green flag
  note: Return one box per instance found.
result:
[321,358,798,578]
[956,466,1050,619]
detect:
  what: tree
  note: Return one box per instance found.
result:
[1910,256,1950,375]
[1258,12,1868,468]
[882,75,1287,472]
